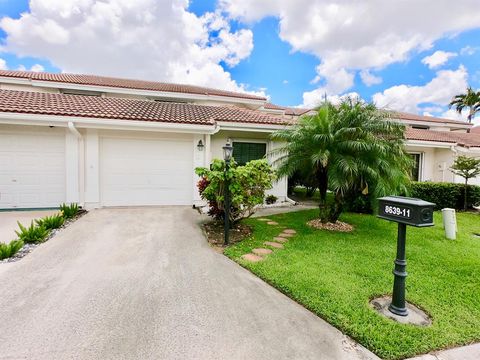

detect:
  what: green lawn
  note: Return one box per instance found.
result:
[224,210,480,359]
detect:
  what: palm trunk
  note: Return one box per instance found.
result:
[464,178,468,211]
[328,191,344,223]
[316,166,329,222]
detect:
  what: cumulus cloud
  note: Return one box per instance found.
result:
[421,50,457,69]
[0,58,7,70]
[359,70,382,86]
[30,64,45,72]
[460,46,477,56]
[0,0,260,95]
[302,89,361,108]
[221,0,480,95]
[372,65,468,114]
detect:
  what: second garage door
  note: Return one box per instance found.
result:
[100,136,193,206]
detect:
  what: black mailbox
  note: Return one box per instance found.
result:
[378,196,435,227]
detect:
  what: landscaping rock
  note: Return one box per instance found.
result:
[267,221,279,225]
[283,229,296,234]
[252,248,273,256]
[307,219,353,232]
[241,253,264,262]
[264,241,284,249]
[273,237,288,243]
[278,233,294,238]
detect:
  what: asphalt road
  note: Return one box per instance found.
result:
[0,207,378,360]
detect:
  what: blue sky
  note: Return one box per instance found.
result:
[0,0,479,123]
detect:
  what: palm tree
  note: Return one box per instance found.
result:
[449,87,480,124]
[271,98,412,223]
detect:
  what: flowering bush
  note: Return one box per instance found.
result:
[196,159,276,223]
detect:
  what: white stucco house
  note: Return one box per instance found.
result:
[0,70,479,210]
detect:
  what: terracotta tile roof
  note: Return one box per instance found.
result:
[0,70,267,101]
[394,111,471,126]
[405,128,480,147]
[0,90,288,126]
[264,102,312,116]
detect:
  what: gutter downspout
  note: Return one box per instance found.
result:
[67,122,85,207]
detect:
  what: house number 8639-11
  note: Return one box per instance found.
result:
[383,205,411,219]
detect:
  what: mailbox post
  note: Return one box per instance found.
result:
[377,196,435,316]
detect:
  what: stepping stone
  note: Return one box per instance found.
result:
[267,221,279,225]
[283,229,296,234]
[273,237,288,243]
[257,218,270,222]
[278,233,294,238]
[241,253,264,262]
[252,248,273,256]
[264,241,284,249]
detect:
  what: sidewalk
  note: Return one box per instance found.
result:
[407,343,480,360]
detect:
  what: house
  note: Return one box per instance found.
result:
[0,70,479,210]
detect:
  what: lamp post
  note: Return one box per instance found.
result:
[222,141,233,245]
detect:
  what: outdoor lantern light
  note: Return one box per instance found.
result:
[222,140,233,245]
[197,139,204,151]
[222,141,233,162]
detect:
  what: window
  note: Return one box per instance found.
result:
[411,125,430,130]
[232,142,267,165]
[409,153,422,181]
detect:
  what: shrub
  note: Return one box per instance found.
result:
[36,214,65,230]
[15,221,49,244]
[409,182,480,210]
[0,240,24,260]
[265,194,278,205]
[196,159,276,223]
[60,203,79,219]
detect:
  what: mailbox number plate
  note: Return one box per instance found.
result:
[382,204,412,219]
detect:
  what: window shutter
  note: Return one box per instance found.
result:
[233,142,267,165]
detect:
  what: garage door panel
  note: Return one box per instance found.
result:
[0,130,66,209]
[101,137,193,206]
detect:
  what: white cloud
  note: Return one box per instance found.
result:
[372,65,468,114]
[0,0,260,95]
[302,89,360,108]
[460,45,477,56]
[359,70,382,86]
[30,64,45,72]
[222,0,480,94]
[0,58,7,70]
[421,50,457,69]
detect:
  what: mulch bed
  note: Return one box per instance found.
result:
[203,221,252,248]
[307,218,354,232]
[1,209,88,264]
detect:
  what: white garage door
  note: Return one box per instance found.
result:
[100,137,193,206]
[0,129,66,209]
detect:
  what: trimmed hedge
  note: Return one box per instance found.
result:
[409,181,480,210]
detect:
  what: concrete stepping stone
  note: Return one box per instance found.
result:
[252,248,273,256]
[267,221,279,225]
[283,229,296,234]
[264,241,284,249]
[278,233,294,238]
[257,218,270,222]
[273,237,288,243]
[241,253,264,262]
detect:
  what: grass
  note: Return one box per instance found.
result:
[224,210,480,359]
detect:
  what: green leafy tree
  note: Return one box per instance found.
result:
[449,87,480,124]
[196,159,275,224]
[272,98,412,223]
[450,155,480,210]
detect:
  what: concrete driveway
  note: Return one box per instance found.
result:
[0,210,59,244]
[0,207,378,360]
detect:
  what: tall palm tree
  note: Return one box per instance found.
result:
[271,98,412,223]
[449,87,480,124]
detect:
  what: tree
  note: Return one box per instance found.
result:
[449,87,480,124]
[195,159,275,224]
[272,98,412,223]
[450,155,480,210]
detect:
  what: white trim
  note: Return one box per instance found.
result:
[405,140,456,149]
[407,151,424,181]
[0,112,218,134]
[217,121,287,132]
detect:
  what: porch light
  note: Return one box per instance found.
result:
[222,141,233,162]
[197,139,204,151]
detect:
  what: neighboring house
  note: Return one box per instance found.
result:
[0,70,478,210]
